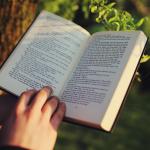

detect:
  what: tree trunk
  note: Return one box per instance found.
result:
[0,0,39,65]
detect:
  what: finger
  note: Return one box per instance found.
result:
[16,89,37,113]
[30,86,53,111]
[42,96,59,121]
[50,102,66,130]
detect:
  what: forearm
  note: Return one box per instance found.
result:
[0,146,28,150]
[0,92,17,125]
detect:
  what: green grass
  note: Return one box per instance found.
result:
[55,83,150,150]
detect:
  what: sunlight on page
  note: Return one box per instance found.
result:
[0,11,90,96]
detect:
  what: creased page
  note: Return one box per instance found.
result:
[0,11,90,96]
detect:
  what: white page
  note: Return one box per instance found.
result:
[0,11,90,96]
[61,31,146,125]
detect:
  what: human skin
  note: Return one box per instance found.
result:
[0,86,66,150]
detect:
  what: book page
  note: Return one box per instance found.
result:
[61,31,146,126]
[0,11,90,96]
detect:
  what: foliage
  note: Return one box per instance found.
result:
[90,0,147,31]
[39,0,79,19]
[140,55,150,63]
[90,0,150,70]
[39,0,90,20]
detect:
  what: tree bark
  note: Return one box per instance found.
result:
[0,0,39,65]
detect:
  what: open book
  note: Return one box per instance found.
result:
[0,11,147,132]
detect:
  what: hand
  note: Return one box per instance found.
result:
[0,86,66,150]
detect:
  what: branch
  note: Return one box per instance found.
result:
[131,0,150,16]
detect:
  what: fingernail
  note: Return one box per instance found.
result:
[31,88,37,92]
[49,96,59,102]
[44,86,53,93]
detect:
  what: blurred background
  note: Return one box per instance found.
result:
[0,0,150,149]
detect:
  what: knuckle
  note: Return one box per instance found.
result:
[24,110,34,122]
[26,107,35,116]
[25,107,40,120]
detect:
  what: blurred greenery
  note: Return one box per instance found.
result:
[39,0,90,20]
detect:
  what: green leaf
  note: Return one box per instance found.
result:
[107,9,118,23]
[140,55,150,63]
[107,2,116,8]
[136,18,145,28]
[91,5,97,13]
[98,9,106,18]
[96,17,102,23]
[112,22,120,31]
